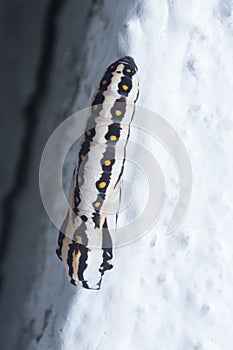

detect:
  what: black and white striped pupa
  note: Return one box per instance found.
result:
[56,56,139,289]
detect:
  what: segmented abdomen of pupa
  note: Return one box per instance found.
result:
[56,56,139,289]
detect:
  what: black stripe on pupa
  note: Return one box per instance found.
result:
[105,123,121,141]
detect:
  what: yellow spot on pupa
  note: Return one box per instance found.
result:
[99,181,106,189]
[122,84,129,91]
[104,160,111,166]
[110,135,117,141]
[92,105,98,110]
[76,236,82,244]
[94,201,101,208]
[126,68,131,73]
[86,130,91,136]
[115,110,122,117]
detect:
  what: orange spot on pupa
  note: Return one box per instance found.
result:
[115,110,122,117]
[99,182,106,189]
[76,236,82,244]
[104,160,111,166]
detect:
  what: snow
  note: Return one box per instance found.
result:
[28,0,233,349]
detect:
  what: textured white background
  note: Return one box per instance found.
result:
[27,1,233,349]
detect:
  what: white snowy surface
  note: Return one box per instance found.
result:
[28,0,233,349]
